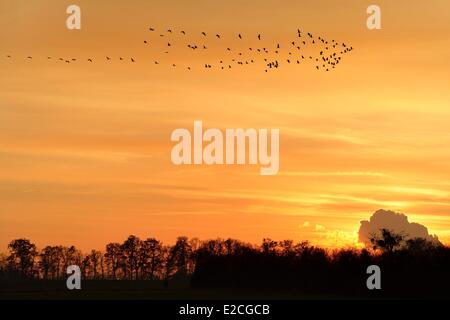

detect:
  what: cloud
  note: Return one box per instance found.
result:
[358,209,440,245]
[315,224,325,231]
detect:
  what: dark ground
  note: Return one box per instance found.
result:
[0,279,437,300]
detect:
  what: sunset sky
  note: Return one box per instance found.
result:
[1,0,450,251]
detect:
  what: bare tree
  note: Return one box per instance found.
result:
[39,246,64,279]
[139,238,165,280]
[166,236,193,278]
[7,239,37,278]
[121,235,142,279]
[88,250,102,279]
[105,243,122,279]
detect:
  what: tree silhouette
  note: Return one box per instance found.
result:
[88,250,103,279]
[370,228,404,253]
[139,238,165,280]
[166,236,193,278]
[39,246,63,279]
[1,233,449,298]
[7,239,37,278]
[121,235,141,279]
[104,243,122,279]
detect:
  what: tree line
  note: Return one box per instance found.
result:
[1,235,197,281]
[1,230,449,297]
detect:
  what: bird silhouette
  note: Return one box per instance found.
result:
[9,26,352,74]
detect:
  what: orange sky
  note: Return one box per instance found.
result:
[1,0,450,251]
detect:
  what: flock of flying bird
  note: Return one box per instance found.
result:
[2,27,353,73]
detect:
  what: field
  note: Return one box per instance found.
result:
[0,279,378,300]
